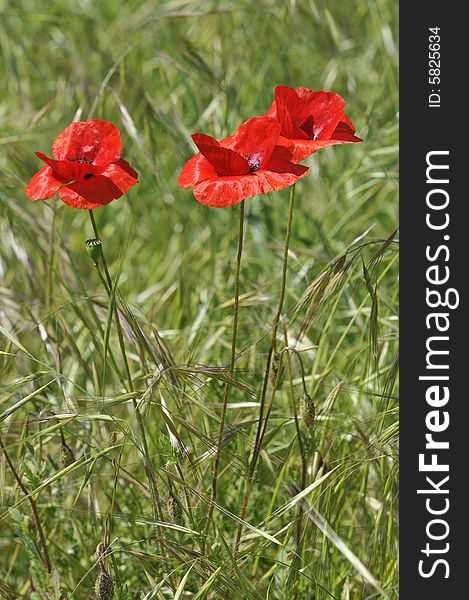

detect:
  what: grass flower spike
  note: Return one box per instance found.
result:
[25,120,138,209]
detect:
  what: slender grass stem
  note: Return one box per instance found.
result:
[282,329,307,578]
[204,200,245,543]
[87,210,163,524]
[259,345,308,449]
[0,436,52,573]
[88,210,132,391]
[175,463,194,522]
[234,184,296,552]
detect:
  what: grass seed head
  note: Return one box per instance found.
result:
[166,493,184,525]
[93,569,114,600]
[299,394,315,428]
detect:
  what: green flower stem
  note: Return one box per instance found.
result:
[87,210,163,523]
[234,183,295,553]
[204,200,245,543]
[45,197,58,314]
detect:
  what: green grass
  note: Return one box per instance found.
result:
[0,1,398,598]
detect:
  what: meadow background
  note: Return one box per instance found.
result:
[0,1,398,598]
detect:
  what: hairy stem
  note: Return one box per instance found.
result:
[235,184,296,552]
[204,201,245,542]
[45,198,57,314]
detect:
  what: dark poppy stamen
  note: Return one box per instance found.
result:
[243,154,261,173]
[84,173,95,180]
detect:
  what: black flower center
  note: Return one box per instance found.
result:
[83,173,95,180]
[243,154,261,173]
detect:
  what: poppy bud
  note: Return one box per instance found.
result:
[93,569,114,600]
[166,493,184,525]
[85,238,102,265]
[299,393,315,428]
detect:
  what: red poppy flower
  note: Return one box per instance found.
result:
[266,86,362,162]
[178,116,308,208]
[25,120,138,210]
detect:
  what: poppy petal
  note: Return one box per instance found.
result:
[331,121,362,143]
[114,158,139,181]
[178,153,217,188]
[264,98,277,120]
[51,120,123,165]
[192,163,307,209]
[58,175,124,210]
[25,166,63,201]
[222,116,281,168]
[263,143,309,176]
[301,90,346,140]
[192,134,250,176]
[193,175,264,208]
[290,137,360,162]
[338,113,355,130]
[101,159,138,194]
[35,152,103,182]
[268,86,361,152]
[254,168,308,195]
[265,157,309,177]
[266,142,296,162]
[274,86,309,139]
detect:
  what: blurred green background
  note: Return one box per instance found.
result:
[0,1,398,598]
